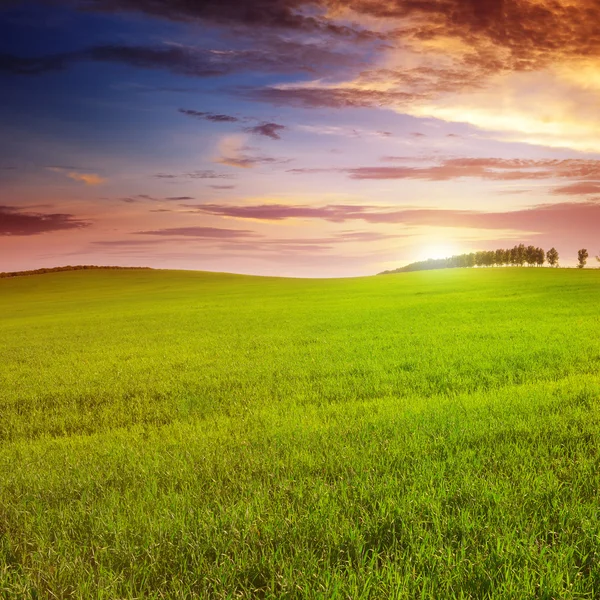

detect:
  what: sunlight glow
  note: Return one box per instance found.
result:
[416,243,459,261]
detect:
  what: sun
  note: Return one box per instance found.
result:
[416,243,458,261]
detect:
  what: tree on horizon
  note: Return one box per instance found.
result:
[578,249,589,269]
[546,247,559,267]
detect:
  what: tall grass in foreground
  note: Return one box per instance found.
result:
[1,268,600,598]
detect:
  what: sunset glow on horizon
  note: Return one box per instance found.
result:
[2,0,600,276]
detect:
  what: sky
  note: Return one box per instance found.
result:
[1,0,600,277]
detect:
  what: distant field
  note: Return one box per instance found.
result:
[2,267,600,598]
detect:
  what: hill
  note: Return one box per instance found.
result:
[2,267,600,598]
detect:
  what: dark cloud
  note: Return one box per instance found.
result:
[7,0,600,108]
[71,0,378,39]
[2,36,362,80]
[87,43,339,77]
[86,44,234,76]
[0,205,90,236]
[110,82,203,93]
[178,109,239,123]
[209,185,236,190]
[120,194,194,202]
[135,226,258,238]
[0,46,229,77]
[0,52,71,75]
[245,122,286,140]
[69,0,600,70]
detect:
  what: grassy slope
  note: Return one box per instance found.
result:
[1,268,600,598]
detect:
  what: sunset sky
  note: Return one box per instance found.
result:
[2,0,600,276]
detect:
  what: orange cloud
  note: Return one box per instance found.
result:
[66,172,106,185]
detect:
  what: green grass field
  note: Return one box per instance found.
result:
[2,267,600,598]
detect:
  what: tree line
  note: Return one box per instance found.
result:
[0,265,152,279]
[380,244,597,274]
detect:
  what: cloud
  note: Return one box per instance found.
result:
[66,172,106,185]
[217,155,285,169]
[9,2,600,107]
[63,0,600,67]
[178,109,239,122]
[345,158,600,182]
[94,229,401,253]
[8,0,600,157]
[215,135,290,168]
[2,36,363,81]
[287,168,333,174]
[0,205,90,236]
[87,44,238,76]
[335,230,400,242]
[181,200,600,239]
[92,239,175,246]
[245,122,286,140]
[287,157,600,183]
[209,185,236,190]
[295,124,394,139]
[179,111,286,140]
[0,52,71,75]
[154,170,233,179]
[69,0,378,39]
[119,194,195,202]
[46,166,105,185]
[0,46,229,77]
[244,85,425,109]
[183,202,360,222]
[551,182,600,196]
[134,226,258,238]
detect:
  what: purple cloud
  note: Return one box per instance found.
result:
[134,226,258,238]
[245,122,286,140]
[0,205,90,236]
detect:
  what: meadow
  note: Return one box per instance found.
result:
[1,267,600,598]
